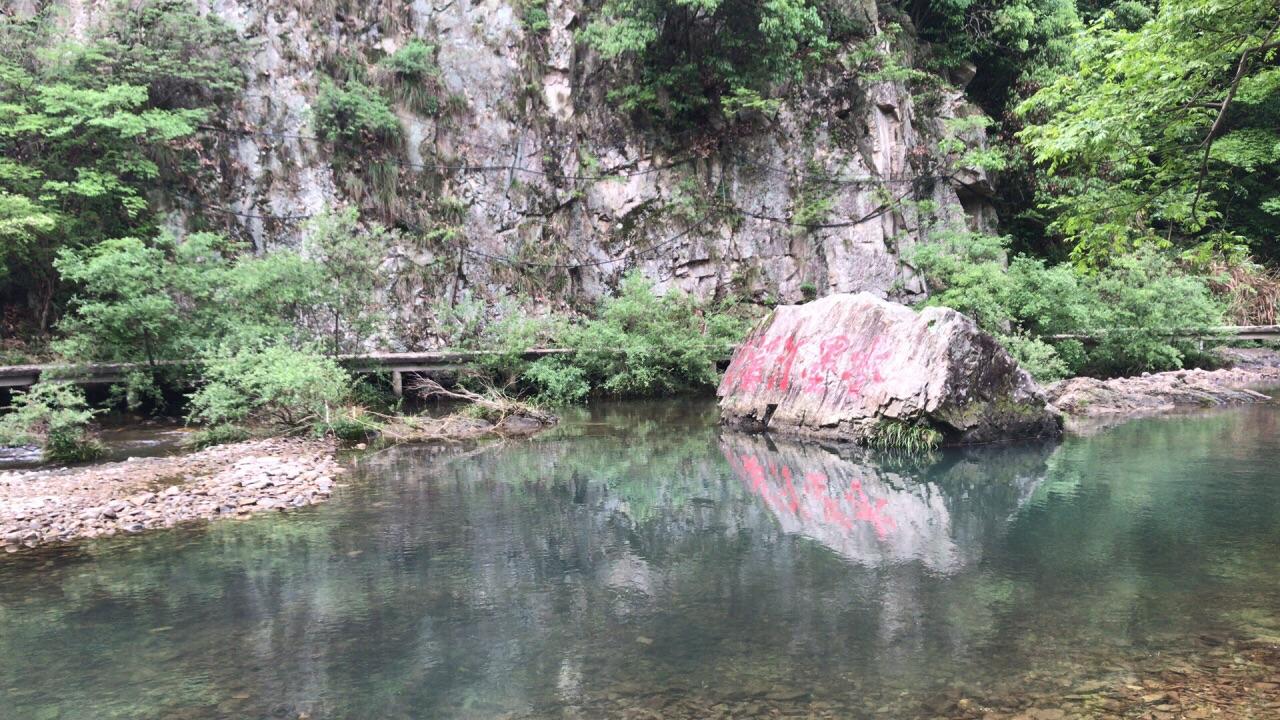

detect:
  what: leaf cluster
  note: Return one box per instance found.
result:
[912,227,1224,379]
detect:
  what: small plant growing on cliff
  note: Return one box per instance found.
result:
[0,384,104,463]
[312,78,402,148]
[518,0,551,34]
[579,0,832,130]
[375,40,441,115]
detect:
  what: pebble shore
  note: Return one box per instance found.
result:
[1047,347,1280,418]
[0,438,343,553]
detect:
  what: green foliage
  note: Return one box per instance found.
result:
[519,0,552,33]
[312,78,401,148]
[107,370,166,413]
[912,228,1225,379]
[1018,0,1280,263]
[905,0,1081,106]
[298,209,390,354]
[865,418,943,452]
[580,0,835,130]
[0,383,103,463]
[494,274,751,404]
[375,40,441,115]
[792,162,836,230]
[311,407,381,444]
[187,343,353,429]
[54,211,388,363]
[53,237,183,364]
[0,0,243,328]
[474,312,558,384]
[90,0,245,107]
[522,357,592,405]
[189,424,251,449]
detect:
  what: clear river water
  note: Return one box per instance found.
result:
[1,400,1279,719]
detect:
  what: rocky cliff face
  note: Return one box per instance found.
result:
[32,0,995,346]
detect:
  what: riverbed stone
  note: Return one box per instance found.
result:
[0,438,344,552]
[717,293,1062,444]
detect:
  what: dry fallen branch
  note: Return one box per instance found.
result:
[410,377,556,426]
[357,377,558,444]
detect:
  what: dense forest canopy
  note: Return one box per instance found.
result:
[0,0,1277,390]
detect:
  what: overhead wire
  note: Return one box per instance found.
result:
[174,125,951,267]
[197,124,937,187]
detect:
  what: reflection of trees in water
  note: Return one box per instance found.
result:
[2,404,1280,720]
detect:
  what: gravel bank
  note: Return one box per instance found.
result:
[0,438,343,553]
[1047,348,1280,418]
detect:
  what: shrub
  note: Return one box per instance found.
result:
[55,216,389,363]
[1085,251,1224,376]
[54,237,183,364]
[0,383,103,463]
[189,424,251,449]
[187,343,353,429]
[312,407,381,444]
[520,1,551,33]
[491,274,751,402]
[563,273,748,397]
[579,0,833,130]
[375,40,441,115]
[522,357,591,406]
[312,78,401,148]
[473,312,558,385]
[912,228,1224,379]
[107,370,167,413]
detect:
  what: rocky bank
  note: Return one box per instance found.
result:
[1048,348,1280,419]
[0,438,344,553]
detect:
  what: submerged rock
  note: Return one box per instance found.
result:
[717,293,1061,445]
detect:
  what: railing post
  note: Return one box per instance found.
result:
[392,370,403,398]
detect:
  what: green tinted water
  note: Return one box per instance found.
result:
[1,401,1279,719]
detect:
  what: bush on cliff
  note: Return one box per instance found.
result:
[312,78,402,149]
[579,0,834,130]
[0,383,103,463]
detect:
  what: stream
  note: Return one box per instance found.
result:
[1,400,1279,718]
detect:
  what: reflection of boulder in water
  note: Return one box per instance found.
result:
[720,433,1052,573]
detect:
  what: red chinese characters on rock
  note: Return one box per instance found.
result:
[722,333,892,399]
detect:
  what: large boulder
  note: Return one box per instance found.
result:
[717,293,1061,444]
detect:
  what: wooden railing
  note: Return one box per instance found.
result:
[1,327,1277,391]
[0,349,577,393]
